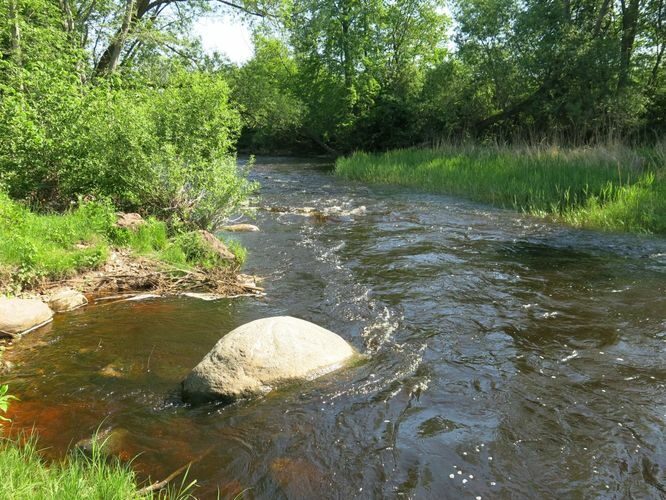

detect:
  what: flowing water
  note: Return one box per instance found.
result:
[4,158,666,499]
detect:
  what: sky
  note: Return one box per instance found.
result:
[195,15,254,64]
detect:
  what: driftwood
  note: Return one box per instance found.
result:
[136,445,215,495]
[136,461,193,495]
[36,250,264,299]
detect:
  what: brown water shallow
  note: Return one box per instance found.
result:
[3,158,666,499]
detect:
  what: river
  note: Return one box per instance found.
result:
[4,158,666,498]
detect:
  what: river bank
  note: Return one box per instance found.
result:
[0,193,261,498]
[336,144,666,234]
[0,192,261,298]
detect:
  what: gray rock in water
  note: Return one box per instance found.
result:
[0,298,53,337]
[48,289,88,313]
[182,316,357,404]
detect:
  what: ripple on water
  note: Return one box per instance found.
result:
[4,158,666,498]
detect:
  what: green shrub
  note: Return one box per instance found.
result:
[0,385,17,424]
[0,62,254,230]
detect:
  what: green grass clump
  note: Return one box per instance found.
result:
[0,392,194,500]
[0,193,114,288]
[0,434,143,500]
[0,193,248,291]
[335,144,666,234]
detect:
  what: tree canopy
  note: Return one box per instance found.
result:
[1,0,664,162]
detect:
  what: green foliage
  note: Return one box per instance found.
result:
[235,0,665,151]
[0,61,250,224]
[0,193,113,289]
[0,385,17,424]
[163,231,244,269]
[226,239,248,266]
[144,155,258,232]
[0,433,195,499]
[233,35,306,152]
[0,193,245,291]
[336,145,666,234]
[0,3,253,229]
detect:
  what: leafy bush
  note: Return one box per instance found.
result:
[0,385,17,424]
[0,60,253,230]
[145,156,258,232]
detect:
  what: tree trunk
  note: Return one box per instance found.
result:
[58,0,75,33]
[93,0,269,76]
[593,0,611,36]
[8,0,22,66]
[618,0,641,91]
[95,0,146,75]
[649,0,665,87]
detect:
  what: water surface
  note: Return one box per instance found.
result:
[5,158,666,498]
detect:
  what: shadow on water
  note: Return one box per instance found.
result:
[4,157,666,498]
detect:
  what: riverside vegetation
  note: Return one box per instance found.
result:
[1,0,665,497]
[336,145,666,234]
[0,388,193,499]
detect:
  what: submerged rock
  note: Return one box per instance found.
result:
[48,289,88,313]
[99,363,124,378]
[75,427,131,458]
[0,359,14,375]
[182,316,357,404]
[221,223,260,232]
[0,298,53,337]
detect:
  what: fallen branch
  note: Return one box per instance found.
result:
[136,461,192,495]
[136,445,215,495]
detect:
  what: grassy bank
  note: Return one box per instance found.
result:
[0,192,245,293]
[0,436,143,499]
[336,145,666,234]
[0,386,193,499]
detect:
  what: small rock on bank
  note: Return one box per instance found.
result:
[221,224,260,232]
[48,289,88,312]
[182,316,357,404]
[0,298,53,337]
[115,212,145,230]
[198,230,236,261]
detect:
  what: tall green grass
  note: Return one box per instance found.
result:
[0,193,247,291]
[336,144,666,234]
[0,431,198,499]
[0,435,142,499]
[0,193,112,287]
[0,386,194,499]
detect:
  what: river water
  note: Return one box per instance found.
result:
[4,158,666,498]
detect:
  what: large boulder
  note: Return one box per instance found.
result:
[0,298,53,337]
[182,316,357,404]
[48,289,88,313]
